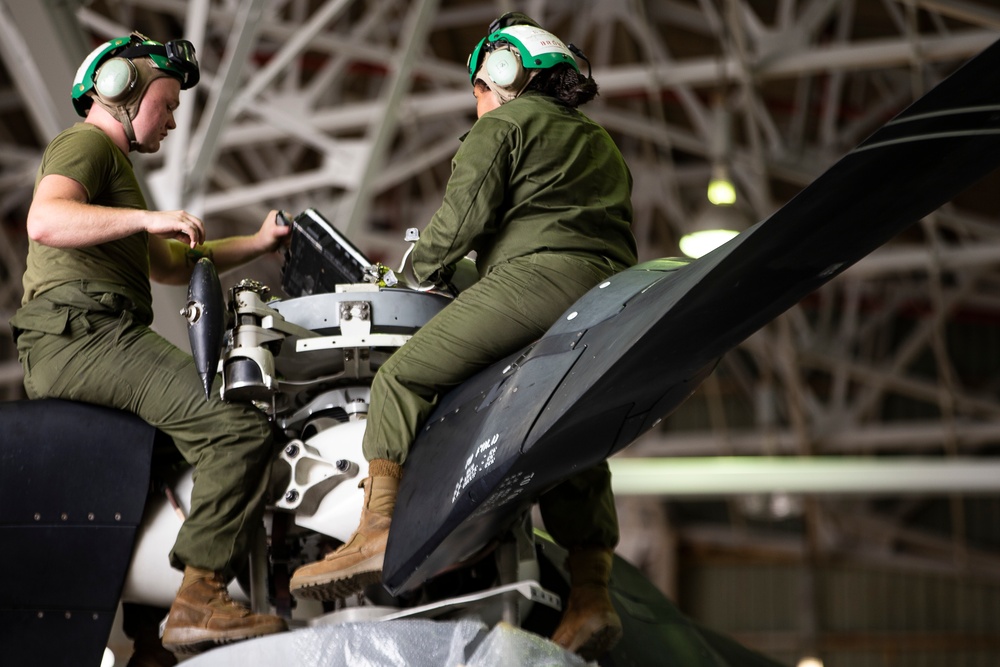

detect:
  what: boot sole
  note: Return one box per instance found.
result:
[162,623,287,655]
[290,554,384,601]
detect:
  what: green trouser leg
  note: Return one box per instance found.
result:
[17,308,274,578]
[537,461,619,551]
[363,253,622,550]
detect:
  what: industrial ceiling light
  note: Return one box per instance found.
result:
[707,163,737,206]
[684,68,742,258]
[679,201,745,259]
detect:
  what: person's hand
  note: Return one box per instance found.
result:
[146,209,206,248]
[256,209,293,253]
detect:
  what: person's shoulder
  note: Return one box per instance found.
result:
[504,94,582,126]
[42,123,124,181]
[47,123,117,155]
[474,95,548,131]
[499,92,555,114]
[51,123,116,150]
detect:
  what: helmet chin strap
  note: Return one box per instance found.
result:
[91,98,143,152]
[119,111,142,152]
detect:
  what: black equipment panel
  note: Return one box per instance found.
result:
[281,208,372,297]
[0,399,161,666]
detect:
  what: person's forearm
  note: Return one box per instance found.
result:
[151,210,286,285]
[200,234,272,273]
[151,235,270,286]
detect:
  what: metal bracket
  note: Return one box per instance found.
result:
[273,439,360,515]
[339,301,372,338]
[295,333,412,352]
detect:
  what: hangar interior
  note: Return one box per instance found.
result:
[1,1,1000,665]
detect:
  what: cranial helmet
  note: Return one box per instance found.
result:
[467,13,579,104]
[72,32,199,149]
[73,32,199,117]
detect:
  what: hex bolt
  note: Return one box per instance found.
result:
[285,490,299,503]
[285,444,300,457]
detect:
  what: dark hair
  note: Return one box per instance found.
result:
[525,64,599,108]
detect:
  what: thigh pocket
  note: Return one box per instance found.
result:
[42,315,137,408]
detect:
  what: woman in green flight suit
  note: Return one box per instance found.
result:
[290,13,637,660]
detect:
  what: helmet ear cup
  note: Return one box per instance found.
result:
[485,47,524,89]
[94,57,138,104]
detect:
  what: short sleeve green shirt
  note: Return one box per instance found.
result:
[20,122,152,313]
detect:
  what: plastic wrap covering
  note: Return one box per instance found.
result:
[466,622,593,667]
[181,619,593,666]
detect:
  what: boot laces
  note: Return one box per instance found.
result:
[205,575,249,613]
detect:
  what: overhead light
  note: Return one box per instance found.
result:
[707,164,737,206]
[679,202,745,259]
[679,228,738,259]
[797,656,824,667]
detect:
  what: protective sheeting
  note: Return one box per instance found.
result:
[182,619,594,667]
[470,622,593,667]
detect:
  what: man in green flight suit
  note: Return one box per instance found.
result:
[289,13,638,660]
[10,33,289,658]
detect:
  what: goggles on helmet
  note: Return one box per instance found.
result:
[72,32,199,116]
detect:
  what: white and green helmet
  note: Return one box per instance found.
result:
[72,32,199,117]
[467,14,578,103]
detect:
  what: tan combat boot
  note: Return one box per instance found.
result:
[289,458,402,600]
[160,567,287,655]
[551,546,624,660]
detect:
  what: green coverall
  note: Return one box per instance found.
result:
[11,123,274,577]
[362,92,638,550]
